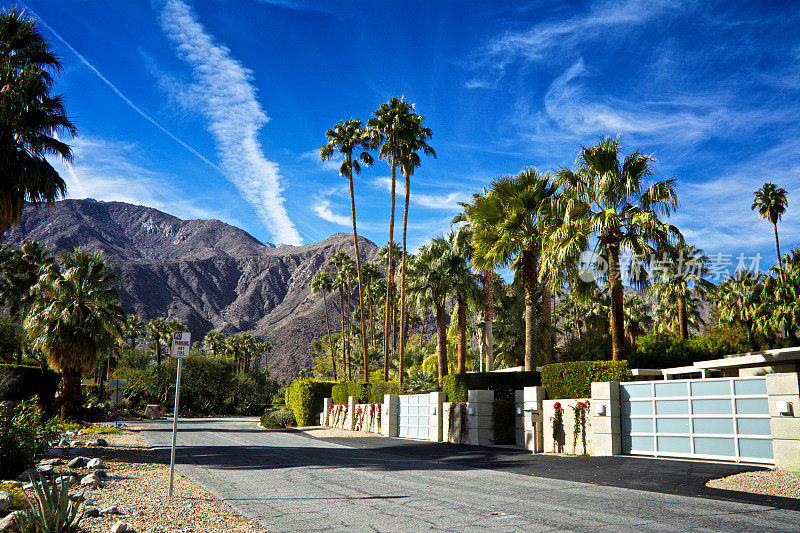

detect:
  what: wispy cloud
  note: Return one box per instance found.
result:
[299,149,341,173]
[373,177,470,210]
[312,194,352,227]
[159,0,302,245]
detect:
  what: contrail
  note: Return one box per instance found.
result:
[19,2,220,172]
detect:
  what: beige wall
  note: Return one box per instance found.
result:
[543,398,593,455]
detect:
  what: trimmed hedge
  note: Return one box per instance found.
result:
[285,379,336,426]
[331,381,363,404]
[442,371,541,403]
[331,381,402,404]
[0,364,61,412]
[492,399,515,445]
[367,381,400,403]
[541,360,628,400]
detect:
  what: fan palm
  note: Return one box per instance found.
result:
[469,167,557,371]
[24,248,124,419]
[376,240,401,378]
[752,182,788,275]
[717,271,763,349]
[312,271,337,378]
[124,314,144,352]
[330,250,351,379]
[622,294,651,344]
[544,136,681,360]
[320,119,374,381]
[0,8,76,235]
[360,261,382,351]
[203,329,225,358]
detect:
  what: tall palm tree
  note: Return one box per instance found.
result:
[544,137,682,360]
[376,240,400,379]
[0,8,76,236]
[360,261,381,351]
[717,271,763,349]
[330,250,351,379]
[448,231,478,374]
[147,317,172,388]
[752,182,788,276]
[25,247,124,419]
[396,111,436,385]
[203,329,225,358]
[320,119,374,381]
[469,168,557,371]
[368,97,415,381]
[622,294,651,345]
[312,271,337,379]
[124,315,144,352]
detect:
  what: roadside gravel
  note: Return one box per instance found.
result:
[55,429,265,533]
[292,426,384,439]
[707,469,800,499]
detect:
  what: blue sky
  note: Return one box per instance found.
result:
[13,0,800,272]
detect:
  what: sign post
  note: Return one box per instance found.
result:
[168,330,190,499]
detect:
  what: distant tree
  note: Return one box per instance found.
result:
[203,329,225,358]
[752,182,788,276]
[312,271,336,379]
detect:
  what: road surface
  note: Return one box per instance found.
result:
[139,417,800,532]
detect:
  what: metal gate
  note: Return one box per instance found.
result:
[398,394,431,439]
[620,377,773,464]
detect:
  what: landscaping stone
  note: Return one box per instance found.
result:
[95,470,108,478]
[96,437,109,446]
[43,448,64,458]
[110,520,128,533]
[65,431,75,437]
[86,441,97,447]
[39,458,62,466]
[87,458,105,469]
[16,468,40,481]
[58,439,69,447]
[85,507,101,518]
[81,473,103,487]
[22,484,32,490]
[68,457,89,468]
[36,465,54,475]
[67,492,84,502]
[68,447,90,457]
[101,505,122,515]
[0,491,13,512]
[69,440,83,447]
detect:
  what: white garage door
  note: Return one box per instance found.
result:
[398,394,431,439]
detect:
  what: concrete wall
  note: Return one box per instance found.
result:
[467,389,494,445]
[522,386,545,453]
[767,373,800,470]
[543,398,593,455]
[590,381,621,456]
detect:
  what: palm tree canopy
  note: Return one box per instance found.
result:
[312,271,332,294]
[752,182,788,225]
[319,118,375,178]
[367,96,415,164]
[0,8,76,234]
[24,247,124,372]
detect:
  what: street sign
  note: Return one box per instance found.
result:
[171,331,191,358]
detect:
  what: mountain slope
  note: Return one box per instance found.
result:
[4,199,377,379]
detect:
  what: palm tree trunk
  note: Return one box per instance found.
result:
[367,283,376,352]
[130,333,136,352]
[61,368,82,420]
[346,170,370,382]
[774,222,784,283]
[543,284,552,364]
[435,300,448,386]
[607,244,625,361]
[384,154,397,381]
[677,292,688,340]
[522,244,538,371]
[483,269,494,372]
[457,294,466,374]
[338,285,348,380]
[322,288,336,379]
[399,170,411,386]
[574,302,582,340]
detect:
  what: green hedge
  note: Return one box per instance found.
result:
[0,364,61,412]
[331,381,363,404]
[367,381,400,403]
[285,379,336,426]
[441,371,541,403]
[541,360,628,400]
[331,381,402,404]
[260,407,296,429]
[492,399,516,445]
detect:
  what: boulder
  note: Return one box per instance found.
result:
[39,458,62,466]
[43,448,64,458]
[95,470,108,478]
[86,458,104,469]
[110,521,128,533]
[143,404,162,419]
[58,439,69,447]
[36,465,54,475]
[55,475,77,486]
[67,457,88,468]
[16,469,40,482]
[85,507,101,518]
[69,441,83,447]
[0,491,13,512]
[80,474,102,488]
[67,492,84,502]
[101,505,121,515]
[96,438,108,446]
[64,431,75,437]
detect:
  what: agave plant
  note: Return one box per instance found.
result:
[14,475,83,533]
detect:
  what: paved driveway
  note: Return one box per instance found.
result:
[139,417,800,532]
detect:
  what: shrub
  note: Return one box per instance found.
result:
[0,365,61,412]
[13,475,81,533]
[285,379,336,426]
[629,333,696,369]
[331,381,363,404]
[441,371,541,403]
[0,399,57,479]
[560,331,612,362]
[0,482,25,510]
[404,369,438,394]
[260,408,296,428]
[541,360,628,400]
[367,381,400,403]
[492,399,516,445]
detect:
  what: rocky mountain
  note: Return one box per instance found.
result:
[4,199,377,380]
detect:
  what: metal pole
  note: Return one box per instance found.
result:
[168,357,183,499]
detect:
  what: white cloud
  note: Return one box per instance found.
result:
[312,197,351,227]
[299,149,342,173]
[159,0,302,245]
[373,177,470,210]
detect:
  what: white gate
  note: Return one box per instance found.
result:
[620,377,773,464]
[398,394,431,439]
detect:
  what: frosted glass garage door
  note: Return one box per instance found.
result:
[398,394,431,439]
[620,377,773,464]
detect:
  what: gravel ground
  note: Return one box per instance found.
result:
[40,429,265,533]
[293,425,385,439]
[707,469,800,499]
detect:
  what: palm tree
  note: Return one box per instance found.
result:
[360,261,382,351]
[312,271,337,379]
[717,271,763,349]
[0,8,76,236]
[752,182,789,275]
[320,119,374,381]
[330,250,351,379]
[545,137,682,360]
[396,110,436,385]
[376,240,400,379]
[448,232,478,374]
[469,168,557,371]
[368,97,415,381]
[203,329,225,358]
[25,247,124,419]
[623,294,651,344]
[147,317,171,385]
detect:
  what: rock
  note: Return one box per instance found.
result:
[39,458,62,466]
[85,441,96,447]
[85,498,94,507]
[96,438,108,446]
[22,484,33,490]
[0,491,13,512]
[43,448,64,458]
[65,431,75,437]
[101,505,121,515]
[80,474,102,487]
[69,441,83,447]
[85,507,101,518]
[36,465,54,475]
[0,510,23,532]
[86,458,104,469]
[55,475,77,486]
[16,469,40,482]
[143,405,162,419]
[67,457,88,468]
[68,447,90,457]
[95,470,108,478]
[67,492,84,502]
[58,439,69,447]
[110,521,128,533]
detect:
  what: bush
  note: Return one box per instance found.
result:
[560,331,612,362]
[260,407,296,428]
[541,360,628,400]
[0,364,61,413]
[629,333,696,369]
[0,398,57,479]
[331,381,363,404]
[492,399,516,445]
[404,369,439,394]
[285,379,336,426]
[441,371,541,403]
[367,381,400,403]
[0,482,25,510]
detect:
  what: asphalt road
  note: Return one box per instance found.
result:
[139,417,800,532]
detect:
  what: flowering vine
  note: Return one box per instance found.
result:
[551,401,564,453]
[354,405,365,431]
[572,400,590,455]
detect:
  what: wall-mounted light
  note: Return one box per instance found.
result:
[516,406,523,415]
[594,404,607,416]
[776,401,793,416]
[468,407,475,415]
